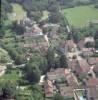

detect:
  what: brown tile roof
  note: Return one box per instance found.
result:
[77,39,85,50]
[86,78,98,87]
[68,59,90,74]
[93,64,98,73]
[47,68,70,81]
[86,87,98,100]
[77,59,90,74]
[86,78,98,100]
[87,57,98,65]
[68,59,78,70]
[82,48,95,57]
[59,84,74,97]
[66,73,78,87]
[24,25,42,37]
[44,80,53,97]
[24,42,48,48]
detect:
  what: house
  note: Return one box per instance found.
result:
[43,23,60,38]
[24,40,49,50]
[68,59,78,71]
[82,48,95,57]
[66,73,79,87]
[24,25,43,37]
[93,64,98,77]
[47,68,78,86]
[76,59,90,75]
[85,77,98,100]
[46,68,68,81]
[77,37,95,50]
[68,59,90,76]
[87,57,98,65]
[66,40,75,52]
[20,17,36,27]
[57,41,68,54]
[59,84,74,97]
[44,80,54,98]
[44,68,79,99]
[84,37,95,44]
[77,39,85,50]
[23,34,49,53]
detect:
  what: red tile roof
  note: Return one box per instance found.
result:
[44,80,53,97]
[88,57,98,65]
[93,64,98,73]
[47,68,70,81]
[77,39,85,49]
[86,78,98,87]
[59,84,74,97]
[77,59,90,74]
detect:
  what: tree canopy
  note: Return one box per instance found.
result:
[24,62,41,84]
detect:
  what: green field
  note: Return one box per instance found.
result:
[0,69,21,83]
[0,48,12,64]
[62,5,98,27]
[8,3,26,21]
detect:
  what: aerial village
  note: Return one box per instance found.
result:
[1,16,98,100]
[1,0,98,100]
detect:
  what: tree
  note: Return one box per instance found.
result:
[24,63,41,84]
[53,93,65,100]
[1,81,17,99]
[48,0,59,12]
[1,0,12,20]
[95,4,98,8]
[46,47,55,69]
[27,11,42,22]
[0,0,12,37]
[31,85,44,100]
[0,28,5,37]
[11,20,25,35]
[14,55,25,65]
[55,57,60,68]
[39,57,48,74]
[67,33,73,40]
[94,31,98,40]
[60,54,68,68]
[73,33,81,43]
[95,39,98,49]
[49,12,62,23]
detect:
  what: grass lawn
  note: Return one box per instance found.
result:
[0,69,21,83]
[0,48,12,64]
[62,5,98,27]
[8,3,26,21]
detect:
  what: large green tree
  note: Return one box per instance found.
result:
[95,39,98,49]
[24,63,41,84]
[0,0,12,37]
[46,47,55,69]
[1,81,17,99]
[60,54,68,68]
